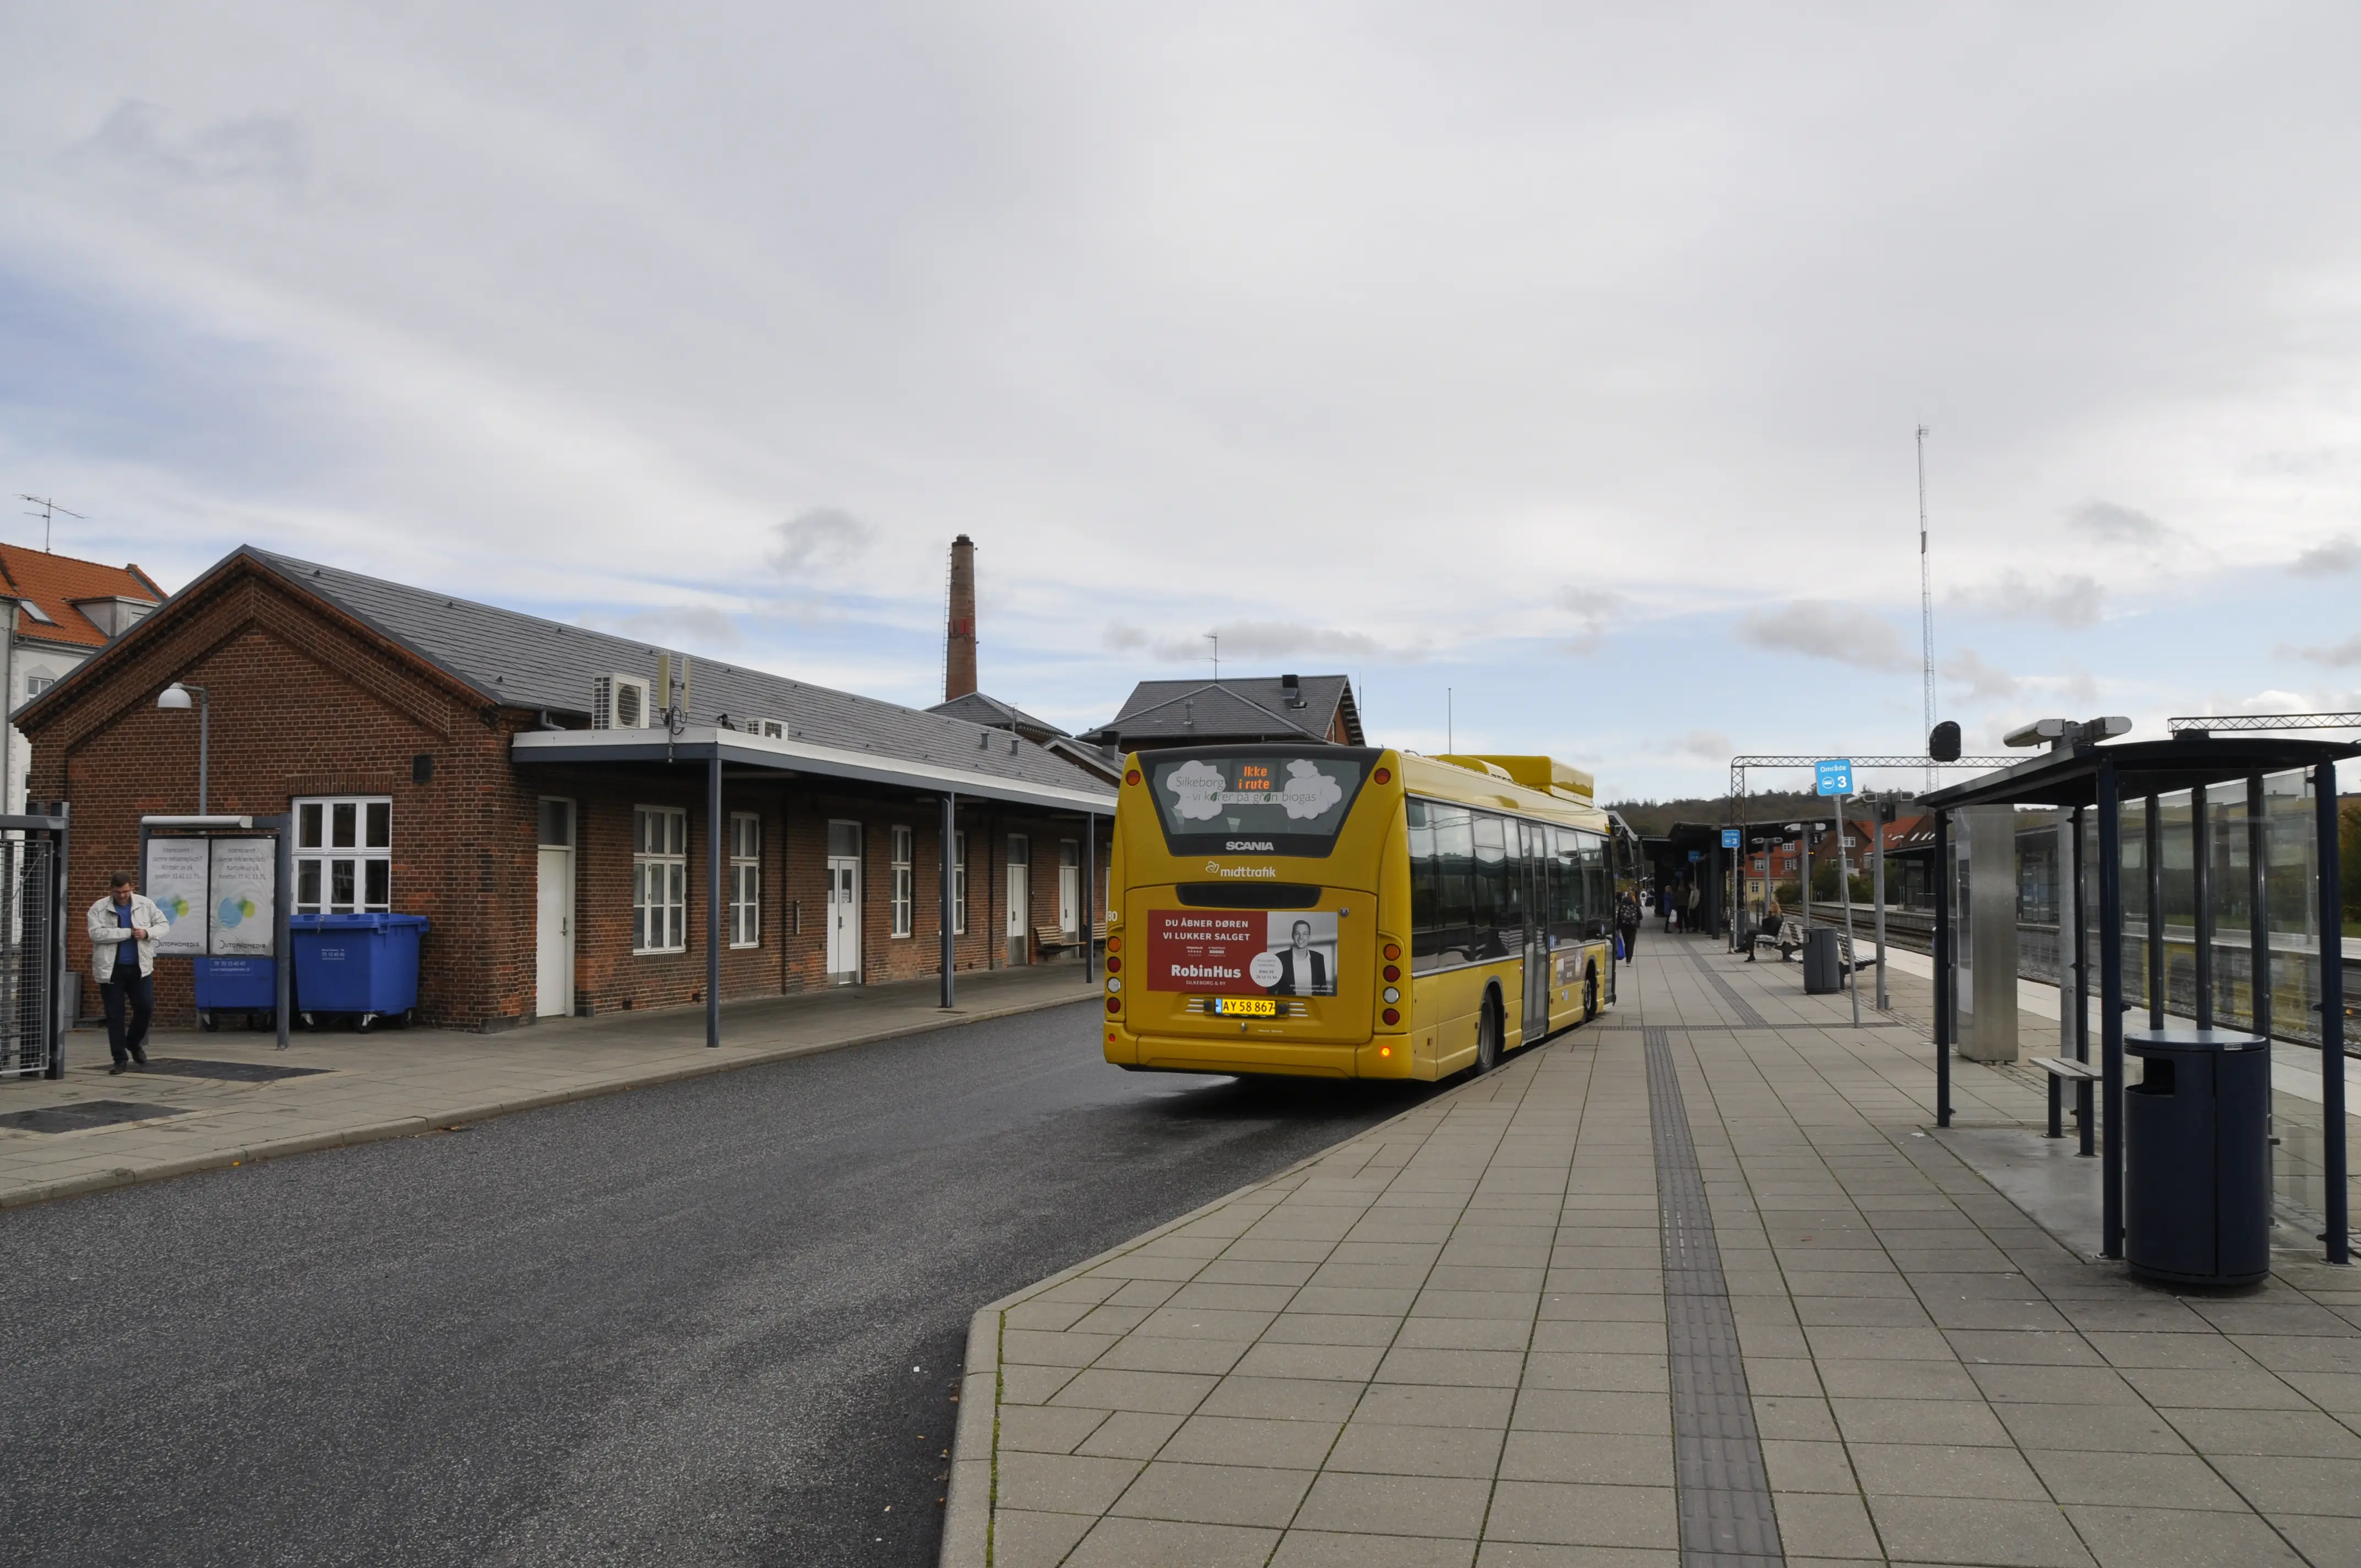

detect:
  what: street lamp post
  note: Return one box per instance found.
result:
[157,682,210,815]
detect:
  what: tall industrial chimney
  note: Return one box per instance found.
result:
[945,534,978,700]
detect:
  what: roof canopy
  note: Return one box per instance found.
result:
[1918,736,2359,811]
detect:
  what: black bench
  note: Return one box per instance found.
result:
[2029,1055,2098,1156]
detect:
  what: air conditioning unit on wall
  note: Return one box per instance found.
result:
[592,674,654,730]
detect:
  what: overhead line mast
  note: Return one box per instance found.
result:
[1917,427,1935,792]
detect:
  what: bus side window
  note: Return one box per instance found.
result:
[1472,814,1510,958]
[1406,799,1438,941]
[1580,832,1610,938]
[1551,827,1581,938]
[1428,804,1477,966]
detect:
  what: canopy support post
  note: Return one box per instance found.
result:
[940,792,956,1010]
[2315,761,2348,1265]
[706,745,722,1048]
[2099,758,2125,1259]
[1933,809,1952,1128]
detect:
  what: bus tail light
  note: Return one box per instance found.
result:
[1373,767,1391,785]
[1124,769,1141,786]
[1107,934,1122,954]
[1106,996,1122,1015]
[1106,955,1122,974]
[1383,943,1401,961]
[1381,1008,1400,1026]
[1383,965,1400,983]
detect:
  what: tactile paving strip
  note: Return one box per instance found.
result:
[1645,1024,1785,1568]
[1683,948,1770,1028]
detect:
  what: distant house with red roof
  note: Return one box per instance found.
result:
[3,543,168,809]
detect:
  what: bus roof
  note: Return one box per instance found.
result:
[1400,752,1612,832]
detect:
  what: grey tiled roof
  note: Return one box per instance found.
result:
[1086,676,1359,747]
[927,690,1065,737]
[244,549,1108,796]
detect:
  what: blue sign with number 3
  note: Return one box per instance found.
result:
[1815,759,1853,796]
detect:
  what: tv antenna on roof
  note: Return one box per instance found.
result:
[19,495,84,554]
[1205,633,1219,684]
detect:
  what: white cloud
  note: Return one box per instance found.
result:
[1949,571,2104,630]
[1941,649,2021,702]
[1556,586,1625,655]
[1734,602,1911,671]
[2287,632,2361,668]
[2067,500,2173,548]
[2291,536,2361,575]
[766,508,873,578]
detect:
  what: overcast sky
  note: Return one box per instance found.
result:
[4,3,2359,799]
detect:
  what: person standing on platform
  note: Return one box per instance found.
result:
[1687,881,1702,937]
[86,871,168,1075]
[1615,889,1640,966]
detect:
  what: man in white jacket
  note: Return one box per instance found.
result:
[86,871,169,1074]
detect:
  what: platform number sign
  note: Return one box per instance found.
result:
[1815,758,1854,796]
[1720,828,1741,849]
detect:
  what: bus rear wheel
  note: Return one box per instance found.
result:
[1583,965,1599,1022]
[1475,994,1503,1075]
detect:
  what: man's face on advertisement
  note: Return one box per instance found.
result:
[1291,921,1311,950]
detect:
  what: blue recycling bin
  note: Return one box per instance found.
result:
[291,913,428,1030]
[193,956,279,1029]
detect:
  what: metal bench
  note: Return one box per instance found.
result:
[2028,1055,2098,1156]
[1035,920,1106,958]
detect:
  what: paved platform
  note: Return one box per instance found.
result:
[0,962,1098,1210]
[943,937,2361,1567]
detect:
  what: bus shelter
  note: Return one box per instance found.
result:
[1919,734,2354,1266]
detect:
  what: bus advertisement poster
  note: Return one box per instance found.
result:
[1146,909,1339,997]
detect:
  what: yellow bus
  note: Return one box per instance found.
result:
[1101,744,1622,1080]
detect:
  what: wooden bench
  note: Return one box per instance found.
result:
[2028,1055,2099,1155]
[1035,921,1107,957]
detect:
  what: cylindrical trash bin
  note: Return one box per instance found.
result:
[1802,927,1842,993]
[291,913,429,1030]
[2124,1027,2270,1286]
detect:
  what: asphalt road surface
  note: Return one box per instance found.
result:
[1,1001,1438,1567]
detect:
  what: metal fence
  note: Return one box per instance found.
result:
[0,835,58,1079]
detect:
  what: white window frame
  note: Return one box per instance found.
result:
[295,794,393,913]
[953,830,967,935]
[891,825,914,938]
[729,812,760,949]
[633,805,688,955]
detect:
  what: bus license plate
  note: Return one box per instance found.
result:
[1215,998,1277,1016]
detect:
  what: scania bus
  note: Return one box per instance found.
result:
[1101,744,1623,1080]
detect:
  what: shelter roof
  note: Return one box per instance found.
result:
[1918,736,2360,811]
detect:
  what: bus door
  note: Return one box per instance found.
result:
[1520,823,1550,1043]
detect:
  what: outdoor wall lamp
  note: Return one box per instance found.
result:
[157,681,210,815]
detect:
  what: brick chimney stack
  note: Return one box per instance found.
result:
[945,533,978,700]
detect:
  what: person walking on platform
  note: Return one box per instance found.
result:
[1662,883,1678,935]
[86,871,168,1074]
[1615,889,1640,966]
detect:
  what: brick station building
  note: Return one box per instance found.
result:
[17,547,1114,1032]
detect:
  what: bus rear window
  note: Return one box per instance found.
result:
[1143,750,1371,856]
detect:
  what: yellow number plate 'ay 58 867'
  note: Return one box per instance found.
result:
[1212,997,1278,1016]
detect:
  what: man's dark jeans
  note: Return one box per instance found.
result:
[100,969,154,1064]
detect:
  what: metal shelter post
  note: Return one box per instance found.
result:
[1836,793,1859,1026]
[2193,782,2213,1027]
[706,745,721,1049]
[1083,810,1097,986]
[2098,759,2125,1259]
[940,792,956,1009]
[2315,762,2348,1265]
[2146,796,2164,1028]
[2247,776,2270,1041]
[2071,807,2088,1064]
[1873,801,1890,1011]
[1933,809,1951,1127]
[270,815,292,1050]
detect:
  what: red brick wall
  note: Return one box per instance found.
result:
[21,561,1103,1031]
